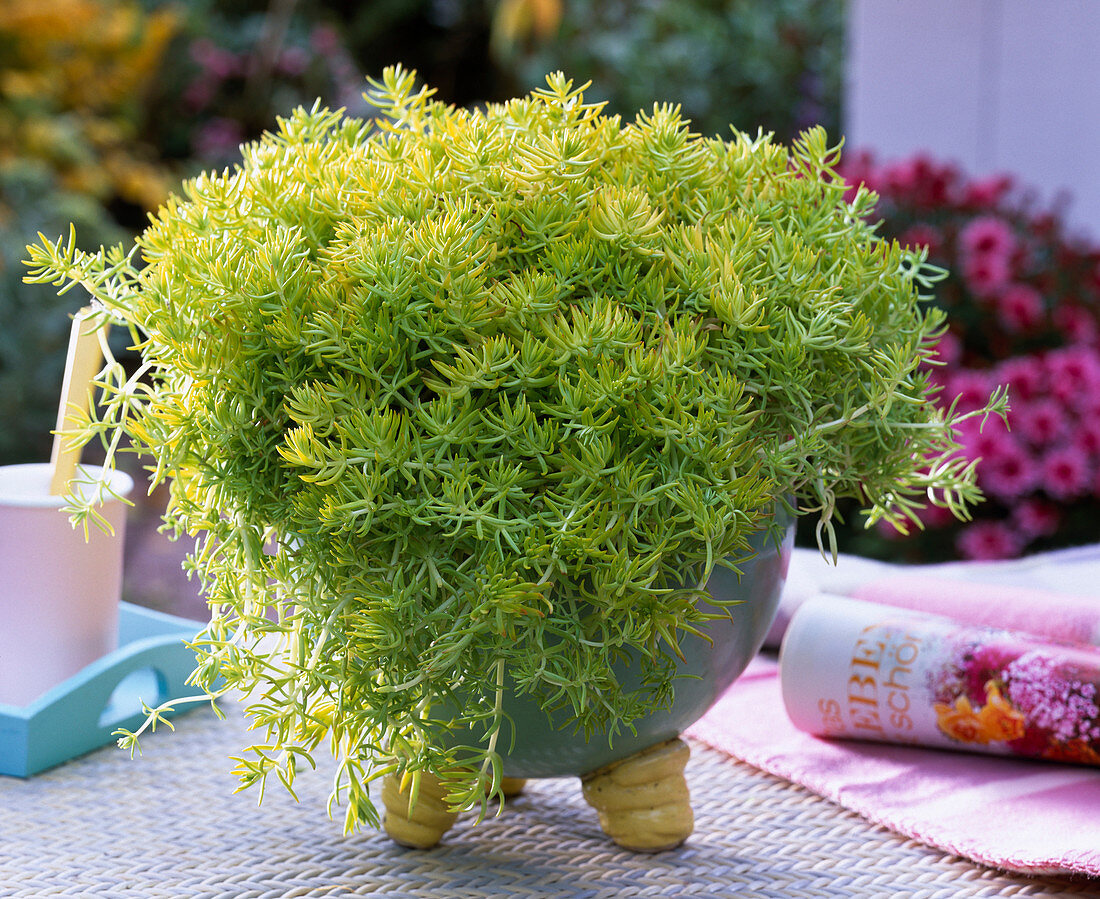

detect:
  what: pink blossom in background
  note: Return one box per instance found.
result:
[959,215,1016,261]
[310,24,342,55]
[190,39,240,79]
[836,150,1100,563]
[982,440,1037,501]
[945,369,994,412]
[916,502,958,530]
[956,519,1023,560]
[928,330,962,368]
[1045,345,1100,408]
[954,413,1012,461]
[962,174,1014,209]
[995,283,1045,333]
[1073,419,1100,459]
[1013,398,1068,448]
[1011,498,1060,538]
[1041,445,1092,501]
[193,118,245,160]
[278,47,310,77]
[1053,304,1099,344]
[880,157,921,196]
[962,252,1013,296]
[996,356,1046,403]
[899,223,943,254]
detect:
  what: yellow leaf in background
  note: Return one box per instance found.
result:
[491,0,562,57]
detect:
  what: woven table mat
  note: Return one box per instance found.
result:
[0,701,1093,898]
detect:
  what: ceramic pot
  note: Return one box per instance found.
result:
[383,508,795,851]
[496,509,795,777]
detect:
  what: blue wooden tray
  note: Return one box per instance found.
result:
[0,603,205,777]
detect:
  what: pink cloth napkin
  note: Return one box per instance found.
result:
[851,576,1100,646]
[687,656,1100,877]
[767,544,1100,648]
[692,542,1100,877]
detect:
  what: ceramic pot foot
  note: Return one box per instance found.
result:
[382,771,459,849]
[580,737,693,852]
[500,776,527,798]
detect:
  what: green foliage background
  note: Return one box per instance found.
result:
[501,0,844,142]
[3,0,845,464]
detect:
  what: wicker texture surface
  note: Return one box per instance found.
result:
[0,701,1094,898]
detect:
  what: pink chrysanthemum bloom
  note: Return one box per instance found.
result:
[956,520,1023,561]
[1012,499,1061,539]
[996,283,1045,332]
[1053,304,1099,345]
[963,252,1013,296]
[1045,345,1100,408]
[899,223,943,254]
[928,330,963,368]
[982,440,1037,501]
[1074,421,1100,459]
[959,215,1017,260]
[918,502,960,530]
[1013,398,1068,448]
[954,413,1013,462]
[945,369,995,413]
[1041,445,1092,501]
[996,355,1046,402]
[963,174,1014,209]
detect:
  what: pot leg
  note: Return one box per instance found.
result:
[580,738,693,852]
[381,771,459,849]
[500,776,527,798]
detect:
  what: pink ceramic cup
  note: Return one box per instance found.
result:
[0,463,133,706]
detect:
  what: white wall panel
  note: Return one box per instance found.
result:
[847,0,1100,237]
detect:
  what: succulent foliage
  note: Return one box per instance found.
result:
[25,67,1002,828]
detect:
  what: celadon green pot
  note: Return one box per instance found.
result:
[494,508,795,778]
[384,509,795,852]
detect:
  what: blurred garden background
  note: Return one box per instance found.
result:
[3,0,1099,617]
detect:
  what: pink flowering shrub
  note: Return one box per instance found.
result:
[829,153,1100,561]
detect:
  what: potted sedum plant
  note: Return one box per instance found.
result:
[25,67,1004,851]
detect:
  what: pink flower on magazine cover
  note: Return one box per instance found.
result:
[1004,653,1100,744]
